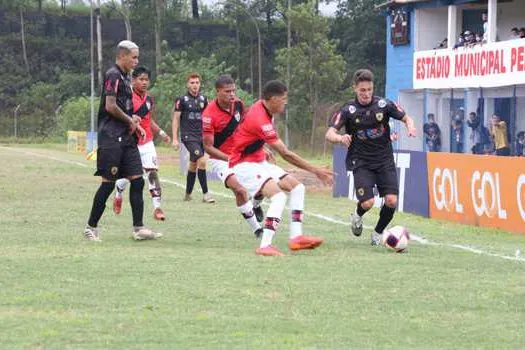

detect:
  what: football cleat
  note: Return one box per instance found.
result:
[256,245,285,256]
[254,228,263,239]
[253,205,264,223]
[183,193,192,202]
[113,195,123,215]
[371,231,382,246]
[350,213,363,236]
[153,207,165,221]
[288,235,323,251]
[202,193,215,203]
[132,227,163,241]
[83,225,101,242]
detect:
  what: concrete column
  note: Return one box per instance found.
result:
[487,0,497,43]
[447,5,458,49]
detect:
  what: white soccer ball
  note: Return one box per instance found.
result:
[382,226,410,252]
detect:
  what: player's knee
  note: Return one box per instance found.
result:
[197,155,208,168]
[188,162,197,172]
[230,182,247,198]
[360,198,375,210]
[385,195,398,208]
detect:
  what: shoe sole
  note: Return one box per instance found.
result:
[256,250,285,256]
[288,240,323,251]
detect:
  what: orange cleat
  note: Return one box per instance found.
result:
[113,195,122,215]
[255,245,285,257]
[288,235,324,251]
[153,207,165,221]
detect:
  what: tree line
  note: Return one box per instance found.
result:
[0,0,386,153]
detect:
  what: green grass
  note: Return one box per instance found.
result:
[1,145,524,349]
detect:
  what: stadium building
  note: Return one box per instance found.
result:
[381,0,525,153]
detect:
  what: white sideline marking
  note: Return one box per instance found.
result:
[3,146,524,263]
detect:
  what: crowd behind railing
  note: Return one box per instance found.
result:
[423,110,524,156]
[433,12,525,50]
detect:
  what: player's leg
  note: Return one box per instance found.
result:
[351,166,376,237]
[373,164,399,245]
[185,160,197,201]
[196,146,214,203]
[85,147,121,241]
[140,142,164,221]
[277,170,323,250]
[113,178,129,215]
[211,158,261,237]
[122,145,161,240]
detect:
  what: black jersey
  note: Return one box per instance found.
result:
[97,65,134,147]
[174,92,209,142]
[329,96,406,169]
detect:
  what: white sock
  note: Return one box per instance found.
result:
[115,178,129,197]
[288,183,305,239]
[238,200,261,233]
[260,192,286,248]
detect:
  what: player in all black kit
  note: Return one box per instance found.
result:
[325,69,416,246]
[172,72,215,203]
[83,40,161,242]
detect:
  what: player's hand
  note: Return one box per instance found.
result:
[172,139,180,151]
[131,115,142,125]
[390,132,399,142]
[339,134,352,146]
[162,133,171,144]
[264,147,276,164]
[407,127,416,137]
[136,125,146,140]
[314,166,334,186]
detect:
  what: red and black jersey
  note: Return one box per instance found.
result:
[174,92,208,142]
[202,99,244,159]
[133,91,155,146]
[229,100,279,167]
[330,96,406,169]
[97,64,134,147]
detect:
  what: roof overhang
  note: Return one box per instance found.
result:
[375,0,431,10]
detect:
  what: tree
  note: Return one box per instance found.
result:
[191,0,199,19]
[109,0,132,40]
[153,0,163,76]
[275,1,345,152]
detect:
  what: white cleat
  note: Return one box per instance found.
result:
[371,231,382,246]
[132,227,163,241]
[84,225,101,242]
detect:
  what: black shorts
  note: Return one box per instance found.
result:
[353,163,398,201]
[183,140,205,162]
[94,144,143,181]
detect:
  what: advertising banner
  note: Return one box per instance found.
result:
[332,146,429,217]
[427,153,525,234]
[413,39,525,89]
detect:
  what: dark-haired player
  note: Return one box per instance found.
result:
[83,40,160,242]
[113,66,171,221]
[172,72,214,203]
[325,69,416,245]
[229,80,333,256]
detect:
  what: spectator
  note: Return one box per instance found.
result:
[434,38,448,50]
[423,113,441,152]
[515,131,525,156]
[520,27,525,39]
[482,13,488,43]
[451,108,465,153]
[510,27,520,40]
[453,32,466,49]
[490,114,510,156]
[467,112,484,154]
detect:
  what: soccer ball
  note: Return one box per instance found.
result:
[382,226,410,252]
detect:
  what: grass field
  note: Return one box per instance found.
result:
[1,144,525,349]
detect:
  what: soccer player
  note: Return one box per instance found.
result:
[229,80,334,256]
[202,75,264,238]
[325,69,416,245]
[83,40,160,242]
[112,66,171,221]
[172,73,215,203]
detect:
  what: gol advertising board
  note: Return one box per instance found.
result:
[427,153,525,234]
[332,146,429,217]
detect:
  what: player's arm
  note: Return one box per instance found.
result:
[401,115,416,137]
[171,99,182,150]
[387,100,415,137]
[325,110,352,146]
[268,139,333,185]
[203,134,228,161]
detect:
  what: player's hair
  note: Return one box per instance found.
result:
[187,72,201,82]
[132,66,150,79]
[117,40,138,56]
[353,69,374,85]
[215,75,235,89]
[262,80,287,100]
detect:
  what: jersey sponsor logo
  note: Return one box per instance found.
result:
[349,105,356,114]
[202,116,212,124]
[376,112,384,122]
[111,166,119,175]
[357,188,365,196]
[261,123,276,137]
[378,99,387,108]
[357,125,385,140]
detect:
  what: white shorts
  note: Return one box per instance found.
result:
[208,159,235,186]
[232,161,288,197]
[138,141,158,169]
